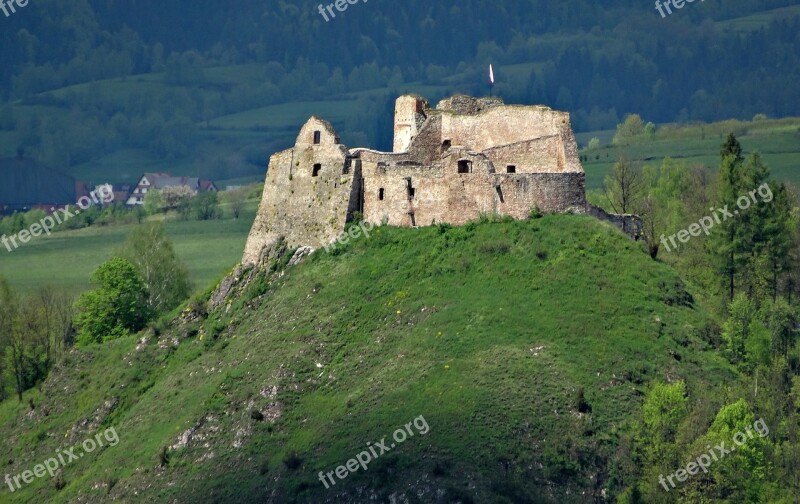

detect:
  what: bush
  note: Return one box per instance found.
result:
[159,446,170,467]
[74,258,152,345]
[574,387,592,413]
[282,451,302,470]
[193,191,220,220]
[478,241,510,255]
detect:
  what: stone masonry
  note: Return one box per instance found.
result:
[243,94,639,265]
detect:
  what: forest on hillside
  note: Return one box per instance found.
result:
[0,0,799,171]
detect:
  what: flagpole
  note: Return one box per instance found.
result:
[489,64,495,98]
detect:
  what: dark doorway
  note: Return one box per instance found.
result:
[312,164,322,177]
[405,178,415,200]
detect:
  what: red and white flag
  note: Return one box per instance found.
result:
[489,64,495,86]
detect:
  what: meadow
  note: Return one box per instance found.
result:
[577,118,800,188]
[0,202,258,295]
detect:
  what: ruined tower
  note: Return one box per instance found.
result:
[242,94,639,266]
[393,95,429,153]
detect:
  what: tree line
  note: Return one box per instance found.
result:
[599,134,800,501]
[0,222,192,401]
[1,0,799,173]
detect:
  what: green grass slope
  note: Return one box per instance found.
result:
[0,215,739,503]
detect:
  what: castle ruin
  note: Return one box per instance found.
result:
[243,94,638,265]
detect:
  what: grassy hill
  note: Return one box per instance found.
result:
[0,215,740,503]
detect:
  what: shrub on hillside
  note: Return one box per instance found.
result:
[74,258,152,345]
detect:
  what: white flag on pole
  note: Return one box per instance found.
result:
[489,64,495,85]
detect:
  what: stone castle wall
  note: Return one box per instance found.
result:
[242,117,361,265]
[242,95,608,266]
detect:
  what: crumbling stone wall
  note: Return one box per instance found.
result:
[437,105,582,173]
[393,95,429,153]
[587,204,643,240]
[242,95,628,266]
[360,158,586,228]
[242,117,360,265]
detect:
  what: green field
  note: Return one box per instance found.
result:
[716,4,800,31]
[0,204,258,296]
[577,118,800,188]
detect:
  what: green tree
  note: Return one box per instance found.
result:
[722,294,770,368]
[193,191,220,220]
[74,258,151,345]
[613,114,645,144]
[161,186,194,212]
[0,278,17,401]
[221,187,249,219]
[643,381,688,446]
[638,381,688,501]
[120,223,191,314]
[758,183,795,301]
[603,157,644,214]
[691,400,770,501]
[764,299,798,358]
[708,136,758,302]
[638,158,693,259]
[143,189,164,215]
[720,132,744,161]
[644,122,656,140]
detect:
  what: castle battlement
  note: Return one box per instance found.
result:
[242,94,630,266]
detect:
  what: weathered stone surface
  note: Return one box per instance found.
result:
[587,204,643,239]
[242,94,631,266]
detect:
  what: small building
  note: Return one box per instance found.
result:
[126,172,217,206]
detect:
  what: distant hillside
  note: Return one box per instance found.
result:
[0,154,75,210]
[1,0,799,186]
[0,215,739,503]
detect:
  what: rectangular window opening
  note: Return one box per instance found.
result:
[405,178,415,200]
[313,131,321,144]
[507,165,516,173]
[378,188,385,200]
[312,163,322,177]
[458,160,471,174]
